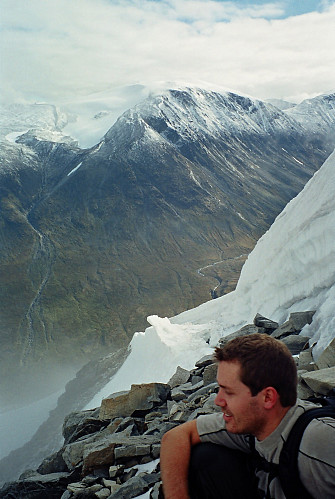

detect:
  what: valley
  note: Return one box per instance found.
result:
[1,86,335,406]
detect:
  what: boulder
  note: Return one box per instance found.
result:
[62,431,109,470]
[271,311,315,339]
[99,383,170,420]
[108,472,160,499]
[63,409,100,444]
[37,448,68,475]
[108,465,125,479]
[297,348,317,371]
[0,472,75,499]
[254,313,279,330]
[80,434,160,473]
[168,401,191,423]
[195,355,214,368]
[301,367,335,395]
[82,437,118,473]
[218,324,262,347]
[280,335,310,355]
[316,337,335,369]
[203,363,217,386]
[167,366,190,389]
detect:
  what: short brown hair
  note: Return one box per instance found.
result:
[214,333,297,407]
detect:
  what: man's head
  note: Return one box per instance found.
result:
[214,333,297,407]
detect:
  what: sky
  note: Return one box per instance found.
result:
[1,0,335,106]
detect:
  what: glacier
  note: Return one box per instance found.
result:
[86,148,335,408]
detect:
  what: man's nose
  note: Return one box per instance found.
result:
[215,389,226,407]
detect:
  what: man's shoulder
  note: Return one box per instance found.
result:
[288,399,335,465]
[300,410,335,456]
[196,411,225,436]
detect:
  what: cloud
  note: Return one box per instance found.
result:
[1,0,335,104]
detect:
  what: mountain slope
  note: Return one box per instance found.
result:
[87,147,335,408]
[0,87,335,405]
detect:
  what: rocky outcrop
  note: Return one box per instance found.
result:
[1,311,334,499]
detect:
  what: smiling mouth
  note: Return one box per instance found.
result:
[222,412,232,418]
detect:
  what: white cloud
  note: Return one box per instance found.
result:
[1,0,335,104]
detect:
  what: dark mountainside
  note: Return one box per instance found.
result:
[1,88,335,407]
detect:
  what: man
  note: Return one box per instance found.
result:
[160,334,335,498]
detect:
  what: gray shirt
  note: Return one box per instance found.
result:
[197,399,335,499]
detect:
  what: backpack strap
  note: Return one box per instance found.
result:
[248,435,280,498]
[279,405,335,499]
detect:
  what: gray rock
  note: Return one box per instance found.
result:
[301,367,335,395]
[96,488,112,498]
[254,313,279,330]
[151,444,161,459]
[168,401,191,423]
[191,375,203,385]
[218,324,262,347]
[114,417,139,436]
[280,335,310,355]
[195,355,214,368]
[144,421,177,438]
[202,393,220,412]
[82,437,117,474]
[316,337,335,369]
[150,481,164,499]
[108,472,160,498]
[0,472,74,499]
[114,444,151,460]
[145,412,163,422]
[298,349,317,371]
[63,409,100,444]
[187,382,218,403]
[203,363,217,386]
[81,434,159,473]
[107,418,124,434]
[99,383,170,420]
[167,366,190,389]
[297,382,315,400]
[170,387,188,401]
[171,381,203,401]
[109,465,125,479]
[63,430,109,470]
[289,311,315,330]
[271,311,315,339]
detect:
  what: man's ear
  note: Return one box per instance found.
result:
[262,387,278,409]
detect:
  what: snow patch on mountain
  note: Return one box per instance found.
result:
[286,92,335,135]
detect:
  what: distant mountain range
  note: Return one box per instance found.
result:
[1,86,335,405]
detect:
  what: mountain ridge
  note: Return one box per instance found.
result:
[1,86,335,406]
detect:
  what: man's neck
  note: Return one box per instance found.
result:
[256,405,292,441]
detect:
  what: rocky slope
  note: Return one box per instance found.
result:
[1,312,334,497]
[1,88,335,406]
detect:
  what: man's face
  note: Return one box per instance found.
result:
[214,360,266,438]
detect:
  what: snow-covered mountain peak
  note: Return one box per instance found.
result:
[104,86,303,154]
[285,92,335,134]
[2,85,335,150]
